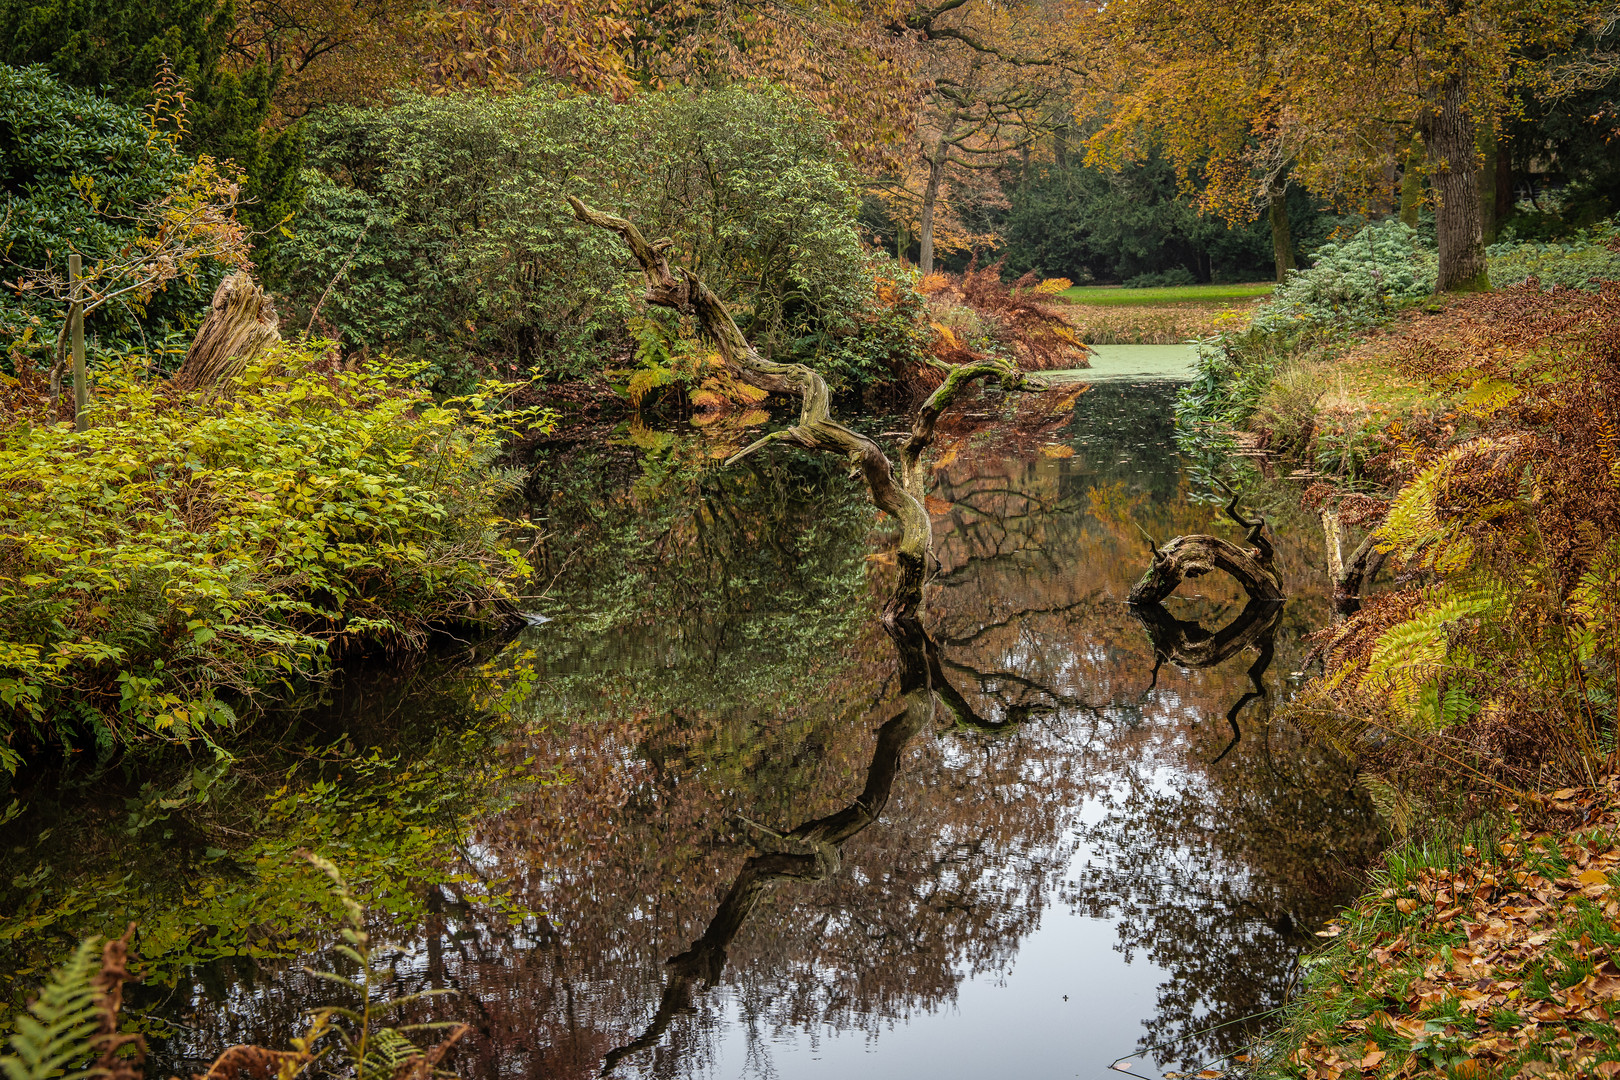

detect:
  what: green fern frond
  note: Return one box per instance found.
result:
[0,938,105,1080]
[358,1027,422,1080]
[626,364,673,408]
[1359,774,1425,837]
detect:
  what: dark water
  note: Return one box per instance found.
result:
[4,370,1382,1080]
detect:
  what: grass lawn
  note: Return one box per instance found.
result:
[1058,282,1275,306]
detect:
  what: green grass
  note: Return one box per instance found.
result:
[1057,282,1275,306]
[1252,806,1620,1080]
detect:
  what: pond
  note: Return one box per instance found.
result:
[0,350,1382,1080]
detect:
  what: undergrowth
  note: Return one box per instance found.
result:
[0,344,550,774]
[1254,782,1620,1080]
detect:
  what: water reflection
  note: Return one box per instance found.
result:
[116,378,1380,1079]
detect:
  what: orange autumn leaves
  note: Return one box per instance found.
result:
[1280,779,1620,1080]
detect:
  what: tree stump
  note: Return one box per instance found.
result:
[1128,483,1284,605]
[171,272,281,391]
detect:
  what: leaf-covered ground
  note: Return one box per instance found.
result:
[1260,778,1620,1080]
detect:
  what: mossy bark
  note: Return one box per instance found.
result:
[1128,486,1283,605]
[1269,189,1296,283]
[1399,135,1426,228]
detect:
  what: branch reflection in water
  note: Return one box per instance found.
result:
[97,380,1383,1080]
[1133,598,1284,764]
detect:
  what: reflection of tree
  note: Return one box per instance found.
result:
[600,615,945,1074]
[121,381,1382,1080]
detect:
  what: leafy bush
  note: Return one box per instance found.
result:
[285,85,868,387]
[0,345,543,774]
[784,258,934,391]
[1298,283,1620,792]
[1122,265,1198,288]
[0,65,224,374]
[1258,220,1435,329]
[1488,217,1620,289]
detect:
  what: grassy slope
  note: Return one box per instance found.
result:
[1259,782,1620,1080]
[1058,282,1275,306]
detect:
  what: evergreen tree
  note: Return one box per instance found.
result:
[0,0,304,276]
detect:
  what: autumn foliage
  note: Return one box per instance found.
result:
[1296,283,1620,801]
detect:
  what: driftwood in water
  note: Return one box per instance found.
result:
[1128,483,1283,605]
[171,272,281,391]
[567,197,1029,623]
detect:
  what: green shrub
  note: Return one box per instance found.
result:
[0,345,544,774]
[1259,219,1435,329]
[1488,217,1620,289]
[286,85,869,387]
[0,64,221,374]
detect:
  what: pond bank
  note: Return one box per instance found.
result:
[1174,282,1620,1078]
[1256,781,1620,1080]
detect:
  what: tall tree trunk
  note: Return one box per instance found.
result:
[1399,135,1425,227]
[919,145,945,276]
[1268,188,1295,282]
[1494,139,1514,228]
[1420,72,1490,292]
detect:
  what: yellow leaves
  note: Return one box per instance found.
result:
[1459,377,1523,418]
[1040,444,1075,459]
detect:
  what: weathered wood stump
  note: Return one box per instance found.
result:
[1127,483,1283,605]
[171,272,281,391]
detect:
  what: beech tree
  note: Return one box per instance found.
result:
[1081,0,1603,292]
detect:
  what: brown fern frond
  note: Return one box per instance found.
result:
[195,1045,310,1080]
[92,925,147,1080]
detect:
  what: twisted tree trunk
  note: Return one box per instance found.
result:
[567,197,1027,623]
[1128,485,1283,604]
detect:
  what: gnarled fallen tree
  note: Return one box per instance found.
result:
[567,197,1032,622]
[1128,482,1283,605]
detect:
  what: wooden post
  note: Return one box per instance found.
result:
[69,253,87,432]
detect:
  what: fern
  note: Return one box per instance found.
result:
[1359,774,1424,837]
[0,939,104,1080]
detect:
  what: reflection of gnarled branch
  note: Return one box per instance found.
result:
[568,198,1031,621]
[598,614,1012,1075]
[1131,599,1282,764]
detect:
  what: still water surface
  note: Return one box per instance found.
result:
[10,351,1382,1080]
